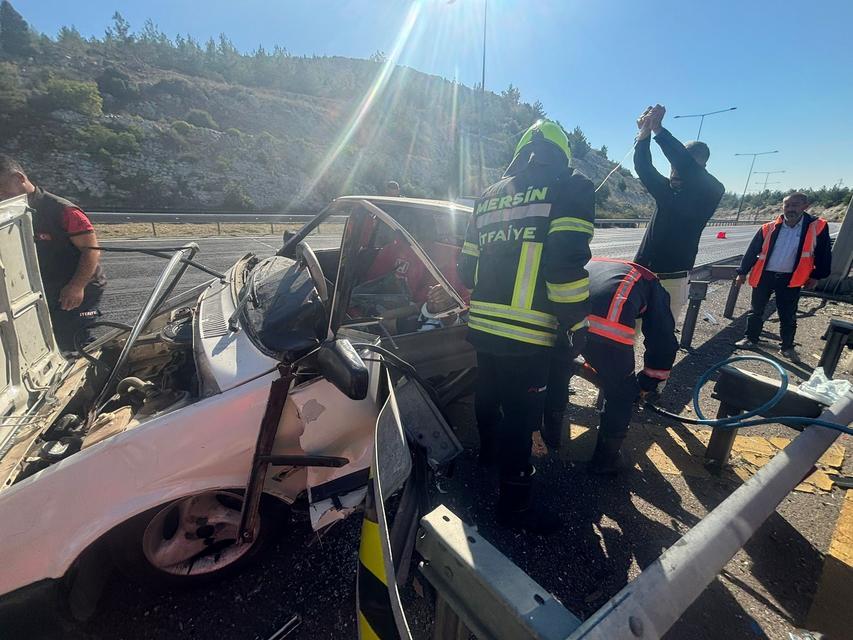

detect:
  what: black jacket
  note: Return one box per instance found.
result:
[458,162,595,356]
[587,258,678,376]
[27,187,106,298]
[737,212,832,280]
[633,128,725,274]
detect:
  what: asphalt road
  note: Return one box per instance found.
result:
[99,224,765,325]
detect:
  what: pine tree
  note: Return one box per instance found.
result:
[0,1,34,55]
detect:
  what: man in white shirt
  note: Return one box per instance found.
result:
[734,192,832,360]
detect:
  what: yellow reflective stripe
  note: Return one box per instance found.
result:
[511,241,542,309]
[462,241,480,257]
[470,300,558,329]
[358,612,382,640]
[359,519,387,586]
[547,277,590,303]
[469,315,556,347]
[570,318,589,332]
[548,217,594,236]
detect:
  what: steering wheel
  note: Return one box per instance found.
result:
[296,241,329,304]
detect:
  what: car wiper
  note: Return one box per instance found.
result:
[227,260,261,332]
[89,246,227,281]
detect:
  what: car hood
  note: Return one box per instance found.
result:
[0,195,66,446]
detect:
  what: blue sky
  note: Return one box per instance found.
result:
[14,0,853,194]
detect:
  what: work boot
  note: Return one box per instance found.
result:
[780,345,801,362]
[540,410,566,450]
[496,466,561,535]
[588,436,626,476]
[734,337,759,350]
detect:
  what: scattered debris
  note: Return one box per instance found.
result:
[267,615,301,640]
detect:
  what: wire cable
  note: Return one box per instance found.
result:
[595,140,638,193]
[644,355,852,435]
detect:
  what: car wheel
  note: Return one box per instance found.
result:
[110,490,289,589]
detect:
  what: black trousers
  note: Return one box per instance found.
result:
[745,271,801,348]
[47,284,104,352]
[546,338,639,440]
[475,351,549,477]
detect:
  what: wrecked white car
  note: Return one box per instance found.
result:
[0,194,475,617]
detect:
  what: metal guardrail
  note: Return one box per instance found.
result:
[88,211,348,225]
[88,211,759,228]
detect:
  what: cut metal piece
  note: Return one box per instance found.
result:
[417,505,582,640]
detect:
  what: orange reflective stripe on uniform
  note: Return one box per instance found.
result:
[588,315,635,345]
[606,267,642,322]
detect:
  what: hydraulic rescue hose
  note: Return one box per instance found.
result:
[644,355,853,435]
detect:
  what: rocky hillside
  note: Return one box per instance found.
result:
[0,2,653,216]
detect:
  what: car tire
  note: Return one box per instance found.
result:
[109,490,289,590]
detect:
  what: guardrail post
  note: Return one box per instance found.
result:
[818,318,853,377]
[217,221,222,235]
[679,280,709,350]
[151,221,157,237]
[433,595,470,640]
[723,278,742,319]
[704,402,738,471]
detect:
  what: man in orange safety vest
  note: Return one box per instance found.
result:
[734,192,831,361]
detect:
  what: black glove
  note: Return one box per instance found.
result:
[566,324,588,358]
[636,371,663,394]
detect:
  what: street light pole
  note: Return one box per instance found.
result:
[673,106,737,140]
[476,0,487,193]
[753,169,786,191]
[734,151,779,222]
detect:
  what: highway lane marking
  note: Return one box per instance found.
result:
[806,489,853,636]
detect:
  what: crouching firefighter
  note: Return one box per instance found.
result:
[457,120,595,534]
[545,258,679,474]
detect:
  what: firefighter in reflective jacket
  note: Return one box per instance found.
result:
[457,120,594,534]
[545,258,679,474]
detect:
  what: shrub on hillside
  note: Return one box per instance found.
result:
[0,61,26,112]
[222,184,255,210]
[80,123,141,155]
[97,67,137,103]
[184,108,218,130]
[35,77,103,116]
[171,120,193,136]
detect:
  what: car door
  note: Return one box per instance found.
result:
[329,200,475,399]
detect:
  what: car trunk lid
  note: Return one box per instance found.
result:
[0,195,66,456]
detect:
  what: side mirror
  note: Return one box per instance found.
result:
[317,339,369,400]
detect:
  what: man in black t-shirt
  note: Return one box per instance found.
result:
[0,155,106,352]
[633,105,725,321]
